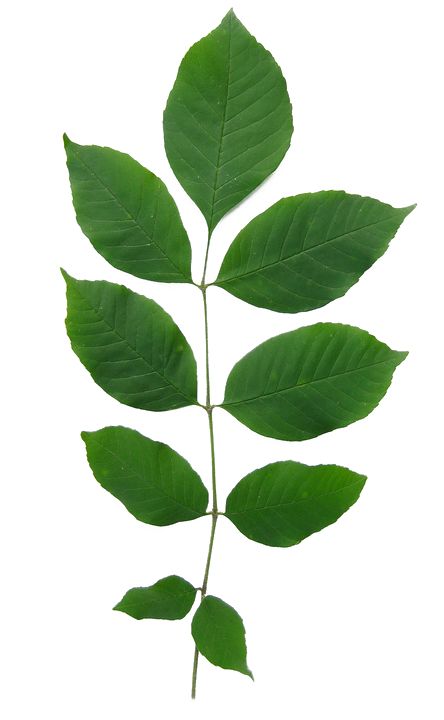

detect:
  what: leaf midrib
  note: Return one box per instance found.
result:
[207,11,233,232]
[122,588,196,609]
[217,213,399,283]
[223,356,397,407]
[227,477,364,516]
[71,143,189,280]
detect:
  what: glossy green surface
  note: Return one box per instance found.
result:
[64,136,192,283]
[82,426,208,525]
[114,576,197,619]
[192,596,253,678]
[226,461,366,547]
[216,192,415,312]
[223,322,407,440]
[163,10,293,232]
[63,272,197,411]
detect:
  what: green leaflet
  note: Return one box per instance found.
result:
[225,461,366,547]
[163,10,293,232]
[64,136,192,283]
[114,576,197,619]
[215,192,416,313]
[192,596,253,678]
[222,322,407,441]
[63,272,197,411]
[82,426,208,525]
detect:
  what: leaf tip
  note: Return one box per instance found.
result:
[60,267,70,283]
[112,601,125,614]
[404,202,417,214]
[112,591,131,614]
[62,132,71,148]
[355,473,367,497]
[222,7,239,25]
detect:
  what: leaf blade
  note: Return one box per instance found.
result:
[215,192,415,313]
[163,10,293,232]
[192,596,253,678]
[222,323,407,440]
[63,271,197,411]
[82,426,208,525]
[114,576,197,619]
[64,135,192,283]
[225,461,366,547]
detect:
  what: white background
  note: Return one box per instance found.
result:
[2,0,443,717]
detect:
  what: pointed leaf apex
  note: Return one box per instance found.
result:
[222,9,241,29]
[63,133,71,148]
[60,267,71,282]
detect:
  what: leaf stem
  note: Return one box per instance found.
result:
[202,288,212,411]
[191,232,218,700]
[200,232,211,287]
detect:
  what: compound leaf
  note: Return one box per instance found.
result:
[225,461,366,547]
[215,191,415,313]
[64,136,192,283]
[222,323,407,441]
[192,596,253,678]
[63,272,197,411]
[82,426,208,525]
[114,576,197,619]
[163,9,293,233]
